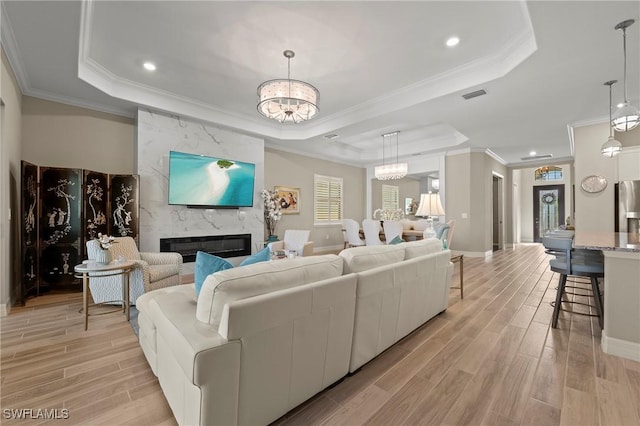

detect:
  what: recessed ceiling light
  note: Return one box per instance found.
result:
[143,62,156,71]
[446,36,460,47]
[530,151,537,156]
[617,102,624,108]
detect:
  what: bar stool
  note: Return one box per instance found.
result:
[542,236,604,329]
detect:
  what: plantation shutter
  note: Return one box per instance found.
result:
[314,174,343,225]
[382,185,399,210]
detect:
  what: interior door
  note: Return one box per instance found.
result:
[492,175,502,251]
[533,184,565,242]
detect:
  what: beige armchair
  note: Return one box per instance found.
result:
[86,237,182,304]
[268,230,314,257]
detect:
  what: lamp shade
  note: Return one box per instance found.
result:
[415,193,445,217]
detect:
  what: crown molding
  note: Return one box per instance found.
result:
[1,2,29,94]
[485,149,508,165]
[26,87,134,118]
[77,0,537,142]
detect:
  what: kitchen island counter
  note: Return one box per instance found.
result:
[575,231,640,361]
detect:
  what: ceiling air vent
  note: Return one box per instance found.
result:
[520,154,554,161]
[323,134,339,140]
[462,89,487,100]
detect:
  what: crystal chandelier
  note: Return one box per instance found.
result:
[375,131,408,180]
[602,80,623,157]
[611,20,639,132]
[257,50,319,124]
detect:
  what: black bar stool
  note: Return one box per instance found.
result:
[542,236,604,329]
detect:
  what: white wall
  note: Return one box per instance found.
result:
[574,123,617,232]
[618,145,640,182]
[21,97,135,174]
[512,169,522,244]
[1,48,22,315]
[137,109,265,271]
[265,148,365,251]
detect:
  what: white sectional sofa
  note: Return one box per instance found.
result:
[136,238,452,426]
[340,239,452,372]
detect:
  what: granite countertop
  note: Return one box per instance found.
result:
[574,232,640,253]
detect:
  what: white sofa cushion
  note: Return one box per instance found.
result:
[400,237,443,259]
[339,245,405,274]
[196,254,344,326]
[136,283,196,375]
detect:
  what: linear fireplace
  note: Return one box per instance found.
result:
[160,234,251,262]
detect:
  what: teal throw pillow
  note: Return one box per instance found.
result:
[389,235,405,245]
[195,251,233,297]
[239,245,271,266]
[436,224,450,240]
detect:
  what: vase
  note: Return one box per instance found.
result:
[95,249,112,264]
[267,235,279,242]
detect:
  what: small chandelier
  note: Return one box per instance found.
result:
[257,50,319,124]
[611,19,639,132]
[375,131,408,180]
[602,80,623,157]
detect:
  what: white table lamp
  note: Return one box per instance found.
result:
[415,192,445,238]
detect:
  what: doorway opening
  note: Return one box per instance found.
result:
[533,184,565,242]
[492,173,503,252]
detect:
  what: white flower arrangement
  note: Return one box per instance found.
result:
[261,189,282,237]
[96,233,117,250]
[373,208,405,221]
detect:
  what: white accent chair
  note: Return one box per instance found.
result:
[268,229,314,256]
[383,220,404,244]
[445,219,455,249]
[433,219,456,249]
[362,219,383,246]
[343,219,365,248]
[85,237,182,304]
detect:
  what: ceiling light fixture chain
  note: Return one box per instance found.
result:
[375,131,408,180]
[602,80,623,157]
[612,19,639,132]
[257,50,319,124]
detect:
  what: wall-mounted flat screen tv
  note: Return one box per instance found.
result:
[168,151,255,208]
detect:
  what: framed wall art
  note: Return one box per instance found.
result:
[275,186,300,214]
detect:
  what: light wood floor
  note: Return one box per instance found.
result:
[2,244,640,425]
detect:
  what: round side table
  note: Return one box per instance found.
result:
[74,260,136,331]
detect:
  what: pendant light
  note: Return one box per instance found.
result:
[374,131,408,180]
[611,19,639,132]
[602,80,623,158]
[257,50,319,124]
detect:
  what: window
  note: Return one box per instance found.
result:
[535,166,563,181]
[382,185,399,210]
[314,174,343,225]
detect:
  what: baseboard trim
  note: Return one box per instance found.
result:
[1,302,11,317]
[602,331,640,362]
[454,250,493,258]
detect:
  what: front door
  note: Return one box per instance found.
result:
[533,185,565,242]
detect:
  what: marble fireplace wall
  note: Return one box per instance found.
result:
[136,109,264,270]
